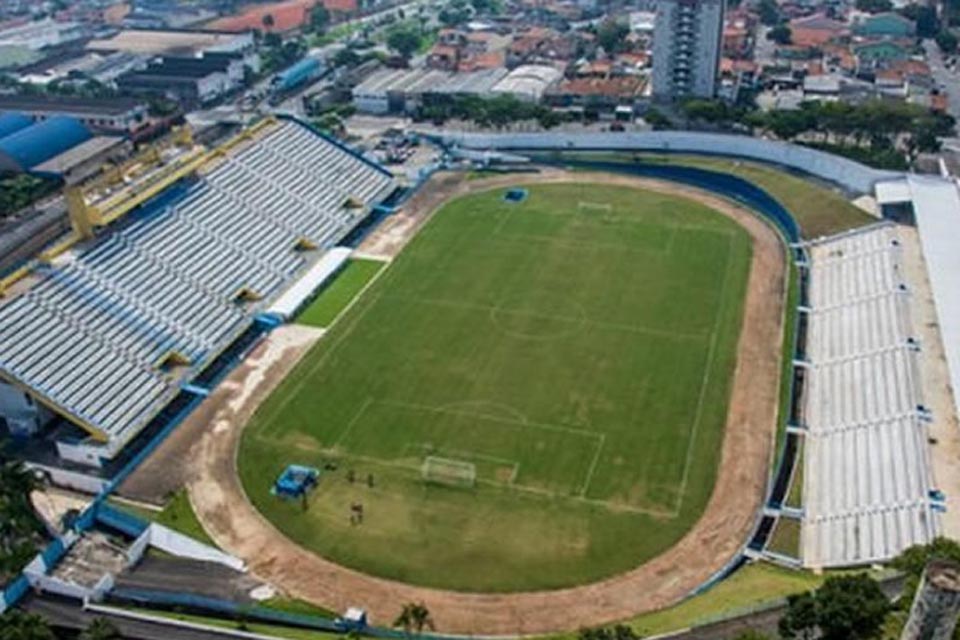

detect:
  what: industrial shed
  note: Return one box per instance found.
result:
[0,116,92,173]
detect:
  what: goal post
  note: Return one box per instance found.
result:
[421,456,477,488]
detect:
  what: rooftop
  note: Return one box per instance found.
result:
[86,29,251,56]
[0,94,145,116]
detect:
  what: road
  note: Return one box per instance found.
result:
[923,38,960,153]
[22,594,239,640]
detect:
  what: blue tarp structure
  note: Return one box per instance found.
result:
[0,115,92,172]
[273,464,320,498]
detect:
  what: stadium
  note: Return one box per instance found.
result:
[2,115,960,637]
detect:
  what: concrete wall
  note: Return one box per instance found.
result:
[432,130,902,194]
[147,524,245,571]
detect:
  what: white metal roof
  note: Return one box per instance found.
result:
[875,178,912,204]
[909,174,960,421]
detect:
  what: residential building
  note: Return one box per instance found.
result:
[853,11,916,38]
[652,0,725,99]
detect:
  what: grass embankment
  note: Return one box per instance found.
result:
[110,490,215,547]
[113,605,341,640]
[767,518,802,558]
[630,154,877,239]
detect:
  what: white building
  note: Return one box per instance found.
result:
[652,0,725,100]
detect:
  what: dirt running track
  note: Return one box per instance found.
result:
[184,171,787,635]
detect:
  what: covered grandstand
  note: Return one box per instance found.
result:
[0,117,395,474]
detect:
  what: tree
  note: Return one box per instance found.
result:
[779,574,889,640]
[855,0,893,13]
[899,4,939,37]
[936,29,959,54]
[386,26,422,60]
[81,618,121,640]
[309,4,330,33]
[0,611,55,640]
[643,108,672,130]
[596,18,629,54]
[758,0,780,26]
[578,624,642,640]
[334,47,361,68]
[394,602,434,635]
[262,13,275,30]
[767,24,793,45]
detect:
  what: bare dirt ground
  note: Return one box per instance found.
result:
[178,170,786,635]
[899,225,960,538]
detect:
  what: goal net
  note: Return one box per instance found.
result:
[421,456,477,488]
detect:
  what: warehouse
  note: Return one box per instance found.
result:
[0,95,148,135]
[118,55,245,106]
[352,67,511,114]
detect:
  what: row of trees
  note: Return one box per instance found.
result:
[0,444,45,582]
[0,175,59,219]
[418,94,568,129]
[0,611,121,640]
[681,98,955,168]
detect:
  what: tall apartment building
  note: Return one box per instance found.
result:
[652,0,725,100]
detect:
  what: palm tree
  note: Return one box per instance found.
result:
[394,602,434,636]
[80,618,121,640]
[0,610,56,640]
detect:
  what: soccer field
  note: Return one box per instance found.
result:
[239,183,753,592]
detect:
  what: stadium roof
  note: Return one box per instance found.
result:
[0,116,92,172]
[907,175,960,422]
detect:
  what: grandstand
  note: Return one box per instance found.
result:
[0,118,395,474]
[801,224,938,567]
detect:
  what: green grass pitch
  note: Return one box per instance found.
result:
[239,183,753,592]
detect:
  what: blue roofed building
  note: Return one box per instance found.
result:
[0,112,33,139]
[0,116,93,173]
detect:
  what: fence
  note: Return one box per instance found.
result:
[431,130,902,195]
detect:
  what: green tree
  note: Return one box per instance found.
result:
[936,29,958,54]
[643,108,672,130]
[387,26,422,59]
[855,0,893,13]
[596,18,629,54]
[899,4,939,37]
[309,4,330,33]
[779,574,889,640]
[767,24,793,45]
[758,0,780,25]
[578,624,642,640]
[394,602,434,635]
[80,618,121,640]
[262,13,275,29]
[0,611,56,640]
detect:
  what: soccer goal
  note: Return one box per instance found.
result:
[577,201,612,214]
[421,456,477,488]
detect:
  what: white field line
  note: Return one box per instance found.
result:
[673,234,736,517]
